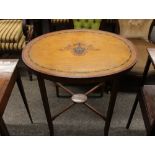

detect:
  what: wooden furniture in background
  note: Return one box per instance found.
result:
[0,20,33,55]
[50,19,74,32]
[116,19,155,86]
[0,59,33,136]
[0,20,34,81]
[22,29,137,136]
[126,48,155,135]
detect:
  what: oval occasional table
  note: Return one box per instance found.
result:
[22,29,137,135]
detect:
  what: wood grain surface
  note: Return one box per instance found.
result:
[0,59,18,115]
[22,29,137,78]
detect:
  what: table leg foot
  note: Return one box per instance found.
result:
[126,94,138,129]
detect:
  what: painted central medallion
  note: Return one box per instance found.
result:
[60,42,99,56]
[23,30,136,78]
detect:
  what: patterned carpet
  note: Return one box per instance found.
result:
[3,74,145,136]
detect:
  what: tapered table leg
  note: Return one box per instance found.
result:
[37,75,54,135]
[104,79,119,136]
[16,72,33,123]
[126,94,138,129]
[0,118,9,136]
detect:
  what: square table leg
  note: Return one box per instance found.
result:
[0,118,9,136]
[104,79,119,136]
[37,75,54,135]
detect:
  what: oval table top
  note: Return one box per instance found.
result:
[22,29,137,79]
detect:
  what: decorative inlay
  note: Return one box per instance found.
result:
[60,42,99,56]
[24,30,136,77]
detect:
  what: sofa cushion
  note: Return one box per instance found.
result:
[128,38,155,76]
[119,20,153,41]
[0,20,23,43]
[74,19,101,29]
[0,20,28,52]
[0,35,25,51]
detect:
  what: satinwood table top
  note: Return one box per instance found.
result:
[22,29,137,79]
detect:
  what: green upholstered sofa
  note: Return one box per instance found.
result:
[49,19,102,31]
[73,19,117,32]
[47,19,117,33]
[73,19,101,29]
